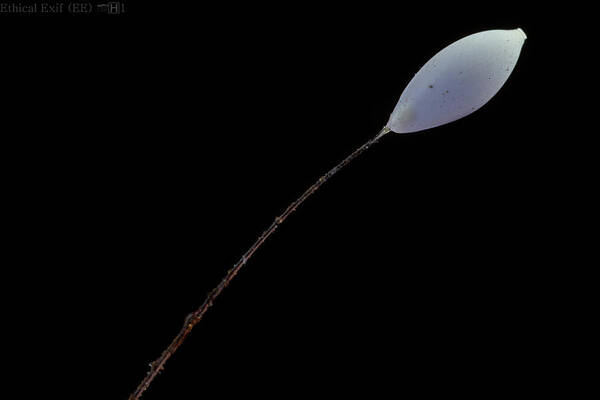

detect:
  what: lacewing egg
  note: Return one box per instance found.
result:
[387,28,526,134]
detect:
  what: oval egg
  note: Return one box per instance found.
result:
[387,28,527,134]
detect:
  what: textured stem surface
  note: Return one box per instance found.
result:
[129,126,390,400]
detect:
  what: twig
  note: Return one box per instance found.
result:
[128,126,391,400]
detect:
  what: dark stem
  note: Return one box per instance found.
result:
[128,126,391,400]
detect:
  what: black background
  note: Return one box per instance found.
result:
[1,2,591,399]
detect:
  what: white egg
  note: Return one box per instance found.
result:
[387,28,526,134]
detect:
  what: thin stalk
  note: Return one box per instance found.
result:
[129,126,391,400]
